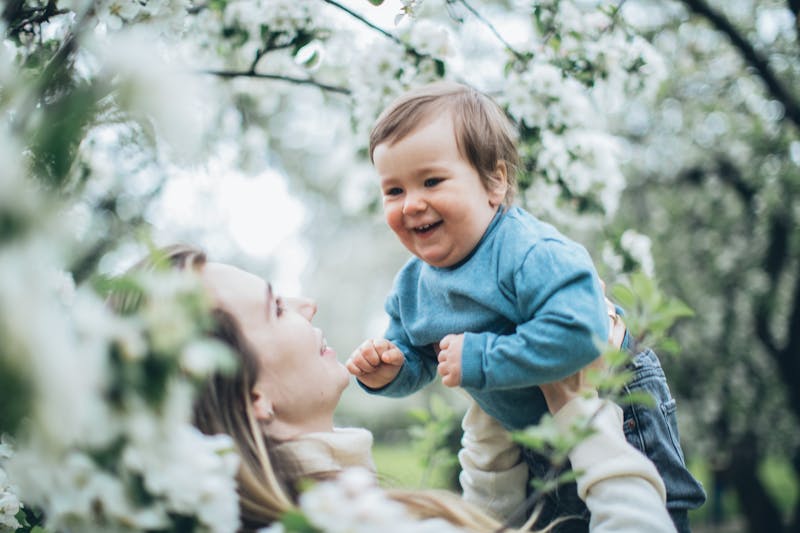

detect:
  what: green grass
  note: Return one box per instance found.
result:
[372,442,452,490]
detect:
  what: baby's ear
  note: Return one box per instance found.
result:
[487,160,509,206]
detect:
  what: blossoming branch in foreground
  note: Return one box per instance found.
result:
[261,468,467,533]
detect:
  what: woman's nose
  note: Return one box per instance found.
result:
[286,297,317,321]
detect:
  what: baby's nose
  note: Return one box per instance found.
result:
[403,192,426,214]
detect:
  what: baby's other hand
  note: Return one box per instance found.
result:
[437,333,464,387]
[346,338,404,390]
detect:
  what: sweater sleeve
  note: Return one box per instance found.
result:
[554,397,676,533]
[458,401,528,525]
[461,239,608,390]
[357,291,437,397]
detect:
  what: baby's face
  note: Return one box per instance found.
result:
[373,113,505,268]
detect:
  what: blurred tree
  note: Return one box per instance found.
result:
[612,1,800,531]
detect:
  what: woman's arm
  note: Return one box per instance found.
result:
[543,376,677,533]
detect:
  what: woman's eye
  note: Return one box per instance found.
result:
[384,187,403,196]
[424,178,443,187]
[275,297,285,317]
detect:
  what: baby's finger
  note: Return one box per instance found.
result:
[351,352,378,374]
[358,341,381,367]
[439,334,452,350]
[381,348,405,367]
[372,339,391,355]
[345,358,363,376]
[441,374,458,387]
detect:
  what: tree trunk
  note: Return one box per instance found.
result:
[726,434,785,532]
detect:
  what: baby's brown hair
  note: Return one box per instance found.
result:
[369,81,519,205]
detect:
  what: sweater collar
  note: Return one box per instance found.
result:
[270,427,376,480]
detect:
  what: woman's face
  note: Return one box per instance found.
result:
[201,263,349,437]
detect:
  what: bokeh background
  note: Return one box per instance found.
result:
[1,1,798,532]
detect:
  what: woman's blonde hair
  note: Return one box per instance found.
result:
[112,244,530,532]
[369,81,520,206]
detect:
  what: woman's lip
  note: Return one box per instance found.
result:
[320,335,335,356]
[321,346,336,357]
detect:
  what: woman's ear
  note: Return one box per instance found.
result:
[487,160,508,207]
[251,388,275,423]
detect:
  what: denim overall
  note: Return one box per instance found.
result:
[521,333,706,533]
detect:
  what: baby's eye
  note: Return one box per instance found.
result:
[384,187,403,196]
[424,178,443,187]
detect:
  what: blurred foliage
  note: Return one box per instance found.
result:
[609,2,800,531]
[407,394,462,491]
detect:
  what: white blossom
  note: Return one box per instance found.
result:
[123,424,239,532]
[620,229,655,277]
[83,26,213,160]
[297,468,466,533]
[0,438,21,531]
[181,339,235,377]
[405,19,452,59]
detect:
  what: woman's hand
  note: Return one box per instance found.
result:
[539,357,604,415]
[541,286,626,414]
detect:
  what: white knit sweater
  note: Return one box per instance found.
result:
[459,397,677,533]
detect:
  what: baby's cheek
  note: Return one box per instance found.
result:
[384,209,404,233]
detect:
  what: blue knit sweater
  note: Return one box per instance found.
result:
[364,206,609,430]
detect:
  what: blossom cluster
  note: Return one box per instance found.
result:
[0,117,239,530]
[0,248,240,531]
[498,0,666,219]
[262,468,467,533]
[0,439,21,532]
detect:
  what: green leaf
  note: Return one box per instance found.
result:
[280,510,321,533]
[657,337,681,355]
[617,390,656,409]
[602,347,630,369]
[611,283,636,310]
[366,0,385,5]
[406,408,430,423]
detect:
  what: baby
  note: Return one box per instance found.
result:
[347,82,704,532]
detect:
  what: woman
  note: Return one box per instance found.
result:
[120,245,675,532]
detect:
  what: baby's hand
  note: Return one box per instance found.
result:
[437,333,464,387]
[346,339,405,390]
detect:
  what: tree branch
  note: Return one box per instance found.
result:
[320,0,429,60]
[788,0,800,24]
[321,0,405,47]
[715,157,757,209]
[681,0,800,130]
[1,0,25,26]
[782,259,800,375]
[754,212,790,357]
[9,1,66,35]
[454,0,528,63]
[203,69,350,95]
